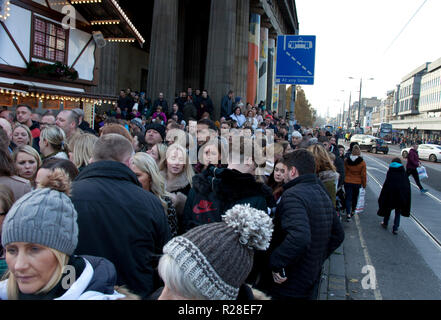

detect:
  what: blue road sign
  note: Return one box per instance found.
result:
[276,35,316,85]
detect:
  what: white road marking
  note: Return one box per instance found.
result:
[354,213,383,300]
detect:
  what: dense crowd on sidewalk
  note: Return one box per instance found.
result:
[0,86,420,301]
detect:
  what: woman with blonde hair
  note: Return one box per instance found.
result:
[160,143,194,219]
[39,125,69,161]
[12,145,41,189]
[308,144,340,207]
[70,133,98,171]
[147,143,168,168]
[12,124,33,148]
[0,169,130,300]
[130,153,178,237]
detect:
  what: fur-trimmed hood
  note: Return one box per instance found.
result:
[192,166,273,203]
[345,156,364,166]
[318,170,340,183]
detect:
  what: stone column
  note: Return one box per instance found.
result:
[176,0,186,94]
[266,37,275,111]
[246,13,260,106]
[146,0,178,104]
[257,27,268,106]
[279,84,286,118]
[233,0,250,103]
[204,0,237,120]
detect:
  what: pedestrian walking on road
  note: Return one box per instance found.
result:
[406,144,428,193]
[344,145,367,222]
[378,158,411,235]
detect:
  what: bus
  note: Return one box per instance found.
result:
[379,123,393,142]
[324,124,334,133]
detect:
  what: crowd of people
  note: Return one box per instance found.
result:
[1,85,425,301]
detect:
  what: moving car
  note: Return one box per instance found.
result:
[350,134,389,154]
[401,144,441,162]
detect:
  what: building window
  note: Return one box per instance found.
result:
[32,15,68,64]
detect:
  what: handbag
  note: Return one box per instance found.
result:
[354,188,365,215]
[417,166,428,180]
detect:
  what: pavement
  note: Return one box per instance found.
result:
[318,244,347,300]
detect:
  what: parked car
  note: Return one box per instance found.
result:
[401,144,441,162]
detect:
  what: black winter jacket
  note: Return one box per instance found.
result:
[269,174,344,299]
[377,164,411,217]
[71,161,171,299]
[182,166,273,233]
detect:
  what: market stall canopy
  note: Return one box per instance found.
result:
[68,0,145,46]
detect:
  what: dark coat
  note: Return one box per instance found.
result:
[377,165,411,217]
[183,102,197,122]
[79,121,97,135]
[182,166,273,233]
[269,174,344,299]
[71,161,171,299]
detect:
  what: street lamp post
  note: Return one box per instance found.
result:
[348,77,374,127]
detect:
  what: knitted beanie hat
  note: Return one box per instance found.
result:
[163,204,273,300]
[145,123,166,140]
[1,169,78,255]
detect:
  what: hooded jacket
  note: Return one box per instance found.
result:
[377,163,411,217]
[71,161,171,299]
[344,156,367,188]
[182,166,273,234]
[0,256,125,300]
[318,170,340,207]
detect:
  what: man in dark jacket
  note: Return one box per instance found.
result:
[71,134,171,299]
[221,90,235,119]
[378,158,411,235]
[269,149,344,300]
[153,92,169,115]
[406,144,427,192]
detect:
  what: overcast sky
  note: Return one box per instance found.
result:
[294,0,441,118]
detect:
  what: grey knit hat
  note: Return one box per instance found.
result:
[163,204,273,300]
[1,181,78,255]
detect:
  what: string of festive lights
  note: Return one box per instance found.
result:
[0,1,11,21]
[105,37,135,43]
[90,19,120,25]
[0,88,116,105]
[109,0,145,44]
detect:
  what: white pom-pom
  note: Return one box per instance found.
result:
[222,204,274,250]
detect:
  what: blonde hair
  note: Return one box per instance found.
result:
[12,145,42,175]
[163,144,194,187]
[40,125,68,154]
[72,133,98,168]
[156,143,168,169]
[132,152,173,213]
[4,248,69,300]
[12,123,33,147]
[307,144,336,173]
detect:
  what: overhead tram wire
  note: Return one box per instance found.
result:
[383,0,429,55]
